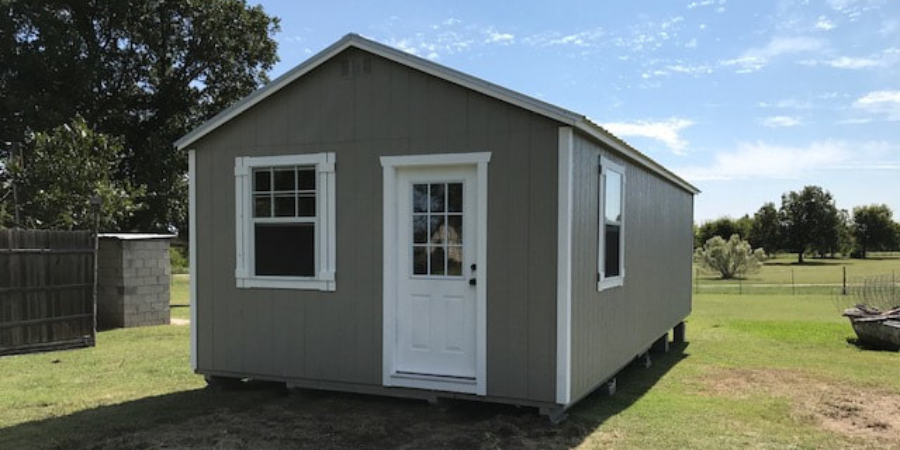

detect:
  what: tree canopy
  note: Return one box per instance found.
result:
[852,204,897,258]
[0,0,280,231]
[748,202,780,254]
[3,116,144,229]
[779,186,842,263]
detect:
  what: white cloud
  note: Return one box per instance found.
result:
[757,98,813,109]
[721,36,825,73]
[853,90,900,121]
[828,0,886,20]
[827,56,882,69]
[685,38,698,49]
[603,118,694,154]
[747,36,825,59]
[687,0,726,10]
[815,16,837,31]
[484,30,515,44]
[677,140,894,181]
[760,116,802,127]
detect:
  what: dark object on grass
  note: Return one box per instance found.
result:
[843,304,900,351]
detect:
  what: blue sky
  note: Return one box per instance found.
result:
[256,0,899,222]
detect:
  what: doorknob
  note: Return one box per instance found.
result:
[469,263,477,286]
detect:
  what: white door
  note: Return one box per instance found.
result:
[394,166,478,380]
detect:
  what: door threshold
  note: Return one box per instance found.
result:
[393,371,477,385]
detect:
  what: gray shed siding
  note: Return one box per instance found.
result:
[569,131,693,402]
[192,48,558,404]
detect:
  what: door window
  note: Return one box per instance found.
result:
[412,182,463,276]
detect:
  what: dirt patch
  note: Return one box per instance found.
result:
[170,318,190,326]
[700,367,900,445]
[74,390,591,450]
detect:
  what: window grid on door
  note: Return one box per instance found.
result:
[412,182,463,277]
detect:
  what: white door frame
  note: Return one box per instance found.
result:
[380,152,490,396]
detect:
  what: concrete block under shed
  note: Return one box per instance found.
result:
[97,233,175,329]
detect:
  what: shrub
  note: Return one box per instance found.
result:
[694,234,766,279]
[169,246,189,274]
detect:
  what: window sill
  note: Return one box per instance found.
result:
[236,276,336,291]
[597,277,624,292]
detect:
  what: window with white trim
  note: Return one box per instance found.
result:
[598,156,625,291]
[234,153,336,291]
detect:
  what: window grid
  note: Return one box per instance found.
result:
[412,182,463,277]
[253,166,317,223]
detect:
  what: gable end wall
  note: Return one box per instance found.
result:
[190,48,559,404]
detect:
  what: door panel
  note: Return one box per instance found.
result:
[395,166,478,379]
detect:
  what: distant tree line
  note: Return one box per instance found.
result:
[695,185,900,263]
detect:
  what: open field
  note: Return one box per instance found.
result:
[2,290,898,449]
[695,253,900,296]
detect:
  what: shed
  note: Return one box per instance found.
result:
[97,233,174,329]
[177,33,698,418]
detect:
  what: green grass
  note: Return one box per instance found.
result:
[169,274,190,321]
[2,276,899,448]
[569,294,900,449]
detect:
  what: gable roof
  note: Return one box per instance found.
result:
[175,33,699,194]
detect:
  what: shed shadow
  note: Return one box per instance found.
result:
[0,345,688,449]
[568,342,690,425]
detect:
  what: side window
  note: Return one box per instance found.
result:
[234,153,336,291]
[598,156,625,291]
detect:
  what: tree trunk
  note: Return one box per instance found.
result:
[798,251,804,264]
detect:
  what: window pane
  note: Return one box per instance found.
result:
[605,171,622,223]
[254,195,271,218]
[447,215,462,245]
[413,184,428,213]
[254,169,271,192]
[413,246,428,275]
[413,215,428,244]
[274,168,295,191]
[298,168,316,191]
[274,194,296,217]
[429,215,445,244]
[429,246,445,275]
[605,224,621,277]
[447,246,463,276]
[448,183,463,212]
[429,183,445,212]
[254,223,315,276]
[298,195,316,217]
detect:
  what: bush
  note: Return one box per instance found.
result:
[169,245,189,274]
[694,234,766,279]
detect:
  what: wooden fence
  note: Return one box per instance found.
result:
[0,229,96,356]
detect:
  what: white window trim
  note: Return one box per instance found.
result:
[598,156,625,292]
[234,152,337,291]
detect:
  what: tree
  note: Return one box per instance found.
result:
[852,205,898,258]
[748,202,781,254]
[3,117,144,230]
[694,234,767,279]
[779,186,841,263]
[0,1,280,231]
[696,216,752,248]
